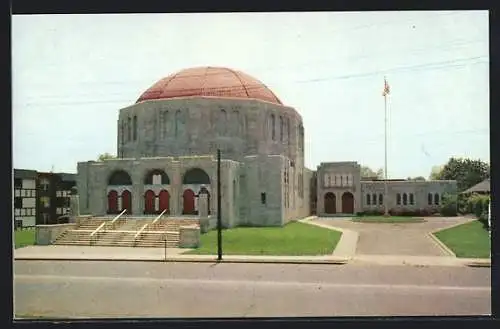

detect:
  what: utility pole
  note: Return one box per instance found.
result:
[383,77,390,217]
[217,149,222,261]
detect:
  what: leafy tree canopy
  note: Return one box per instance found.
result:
[431,157,489,192]
[97,153,116,161]
[361,166,384,179]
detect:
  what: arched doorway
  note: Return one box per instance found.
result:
[183,189,195,215]
[144,190,155,214]
[342,192,354,214]
[121,190,132,214]
[107,190,118,214]
[182,168,211,185]
[144,169,170,185]
[324,192,336,214]
[159,190,170,214]
[108,170,132,185]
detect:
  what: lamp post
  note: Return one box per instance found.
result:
[217,149,222,261]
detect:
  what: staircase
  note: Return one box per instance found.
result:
[53,218,107,246]
[53,217,199,248]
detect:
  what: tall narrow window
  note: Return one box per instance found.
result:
[409,193,415,205]
[434,193,440,205]
[366,194,371,205]
[133,115,138,141]
[397,193,401,205]
[379,193,383,205]
[372,193,377,205]
[162,111,169,137]
[120,121,124,145]
[327,175,331,187]
[287,118,290,144]
[271,114,276,140]
[175,110,181,137]
[280,116,284,142]
[127,117,131,141]
[403,193,408,205]
[428,193,433,205]
[220,109,227,135]
[261,192,267,205]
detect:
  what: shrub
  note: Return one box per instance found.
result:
[439,193,458,217]
[467,194,489,218]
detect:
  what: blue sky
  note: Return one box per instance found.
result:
[12,11,489,178]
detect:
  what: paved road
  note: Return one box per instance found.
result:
[312,217,473,256]
[14,260,490,318]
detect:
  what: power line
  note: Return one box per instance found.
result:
[19,56,487,108]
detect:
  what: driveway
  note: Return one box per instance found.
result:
[311,217,474,257]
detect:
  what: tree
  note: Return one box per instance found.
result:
[361,166,384,179]
[432,157,489,192]
[97,153,116,161]
[429,165,444,180]
[407,176,426,181]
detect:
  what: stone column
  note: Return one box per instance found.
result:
[171,165,182,216]
[198,193,209,233]
[69,195,80,223]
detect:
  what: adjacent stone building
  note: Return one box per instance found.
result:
[315,161,457,216]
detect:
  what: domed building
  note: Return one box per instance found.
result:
[77,67,312,227]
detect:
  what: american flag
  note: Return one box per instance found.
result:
[382,77,390,96]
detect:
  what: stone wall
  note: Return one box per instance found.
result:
[35,223,77,245]
[360,180,457,212]
[316,162,362,216]
[178,225,200,248]
[117,98,304,163]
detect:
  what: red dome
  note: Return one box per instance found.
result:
[136,67,282,105]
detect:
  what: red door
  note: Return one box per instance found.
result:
[108,190,118,214]
[121,190,132,214]
[144,190,155,214]
[183,189,195,215]
[159,190,170,214]
[342,192,354,214]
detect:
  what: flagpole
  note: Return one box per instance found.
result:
[383,78,389,217]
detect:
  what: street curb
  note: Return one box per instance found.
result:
[14,257,350,265]
[427,232,456,257]
[465,261,491,268]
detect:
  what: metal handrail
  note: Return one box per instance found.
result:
[89,209,127,244]
[110,209,127,228]
[134,223,149,239]
[151,209,167,225]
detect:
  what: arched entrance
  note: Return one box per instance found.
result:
[324,192,336,214]
[144,190,155,214]
[121,190,132,214]
[182,168,211,185]
[341,192,354,214]
[183,189,196,215]
[107,190,118,214]
[159,190,170,214]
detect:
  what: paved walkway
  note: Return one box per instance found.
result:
[309,216,475,257]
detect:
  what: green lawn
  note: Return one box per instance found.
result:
[434,220,491,258]
[14,229,36,249]
[186,221,342,256]
[353,216,425,223]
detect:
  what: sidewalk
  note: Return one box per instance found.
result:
[14,245,349,265]
[14,245,490,267]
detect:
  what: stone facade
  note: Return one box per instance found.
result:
[77,96,310,228]
[316,161,457,216]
